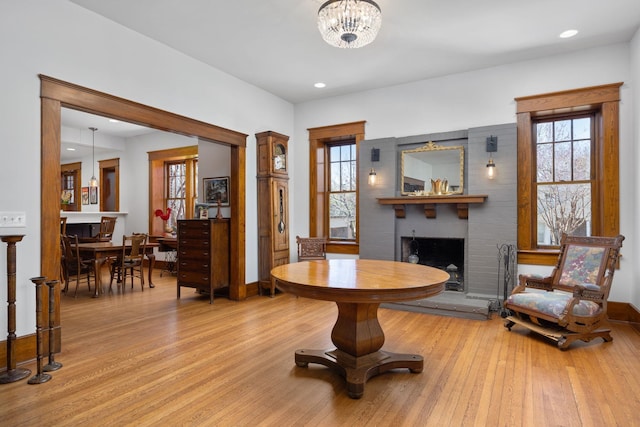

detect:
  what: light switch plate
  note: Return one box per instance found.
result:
[0,212,26,228]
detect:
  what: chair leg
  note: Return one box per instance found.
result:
[109,267,115,292]
[73,276,80,298]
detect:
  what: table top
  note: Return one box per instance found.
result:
[271,259,449,303]
[77,241,158,253]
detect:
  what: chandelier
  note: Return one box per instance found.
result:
[317,0,382,49]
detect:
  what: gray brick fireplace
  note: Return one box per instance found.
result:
[359,125,518,318]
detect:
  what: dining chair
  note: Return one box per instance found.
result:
[97,216,117,241]
[60,216,67,235]
[78,216,117,243]
[296,236,327,261]
[109,233,148,292]
[61,234,95,297]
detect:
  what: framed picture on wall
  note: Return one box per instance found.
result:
[81,187,89,205]
[89,186,98,204]
[203,176,229,206]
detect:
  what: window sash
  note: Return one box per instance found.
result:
[328,142,357,241]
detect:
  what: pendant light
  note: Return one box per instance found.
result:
[89,127,98,188]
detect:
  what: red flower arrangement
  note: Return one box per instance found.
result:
[154,207,172,221]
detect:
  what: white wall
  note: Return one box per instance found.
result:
[292,43,636,305]
[631,28,640,309]
[0,0,293,336]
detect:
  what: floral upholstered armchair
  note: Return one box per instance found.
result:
[504,234,624,350]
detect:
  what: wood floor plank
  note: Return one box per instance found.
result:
[1,269,640,426]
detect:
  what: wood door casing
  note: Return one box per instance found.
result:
[40,75,248,302]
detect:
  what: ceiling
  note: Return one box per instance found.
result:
[62,0,640,156]
[68,0,640,105]
[60,108,152,161]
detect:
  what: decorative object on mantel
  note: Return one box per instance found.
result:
[317,0,382,49]
[377,194,488,219]
[430,178,448,195]
[154,207,173,236]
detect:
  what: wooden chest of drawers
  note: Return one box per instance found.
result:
[176,219,230,303]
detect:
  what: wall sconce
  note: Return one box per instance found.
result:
[369,148,380,185]
[368,168,377,185]
[486,136,497,180]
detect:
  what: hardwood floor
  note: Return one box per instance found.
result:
[2,269,640,426]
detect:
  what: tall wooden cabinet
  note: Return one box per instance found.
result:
[256,131,290,296]
[176,218,230,303]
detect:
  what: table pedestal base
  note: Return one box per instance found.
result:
[295,348,423,399]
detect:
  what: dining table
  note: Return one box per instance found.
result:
[271,259,449,399]
[77,241,159,297]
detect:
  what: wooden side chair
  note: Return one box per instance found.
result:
[78,216,117,242]
[60,216,67,235]
[110,234,148,292]
[97,216,117,241]
[296,236,327,261]
[61,234,95,297]
[504,234,624,350]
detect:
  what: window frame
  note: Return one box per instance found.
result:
[61,162,81,212]
[516,83,621,265]
[308,121,365,255]
[148,146,198,236]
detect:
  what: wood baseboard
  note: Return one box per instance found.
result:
[246,281,260,297]
[608,301,640,323]
[0,334,36,371]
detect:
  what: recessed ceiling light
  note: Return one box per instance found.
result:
[559,29,578,39]
[109,118,120,123]
[66,147,76,151]
[314,82,326,88]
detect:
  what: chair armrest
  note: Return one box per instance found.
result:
[573,284,605,301]
[518,274,553,291]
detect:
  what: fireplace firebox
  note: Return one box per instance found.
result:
[401,237,465,291]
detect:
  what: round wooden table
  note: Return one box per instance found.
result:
[271,259,449,399]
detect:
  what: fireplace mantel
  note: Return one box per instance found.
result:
[377,195,488,219]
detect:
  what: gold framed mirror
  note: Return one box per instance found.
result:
[401,142,464,195]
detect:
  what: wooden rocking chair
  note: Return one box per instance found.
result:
[504,234,624,350]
